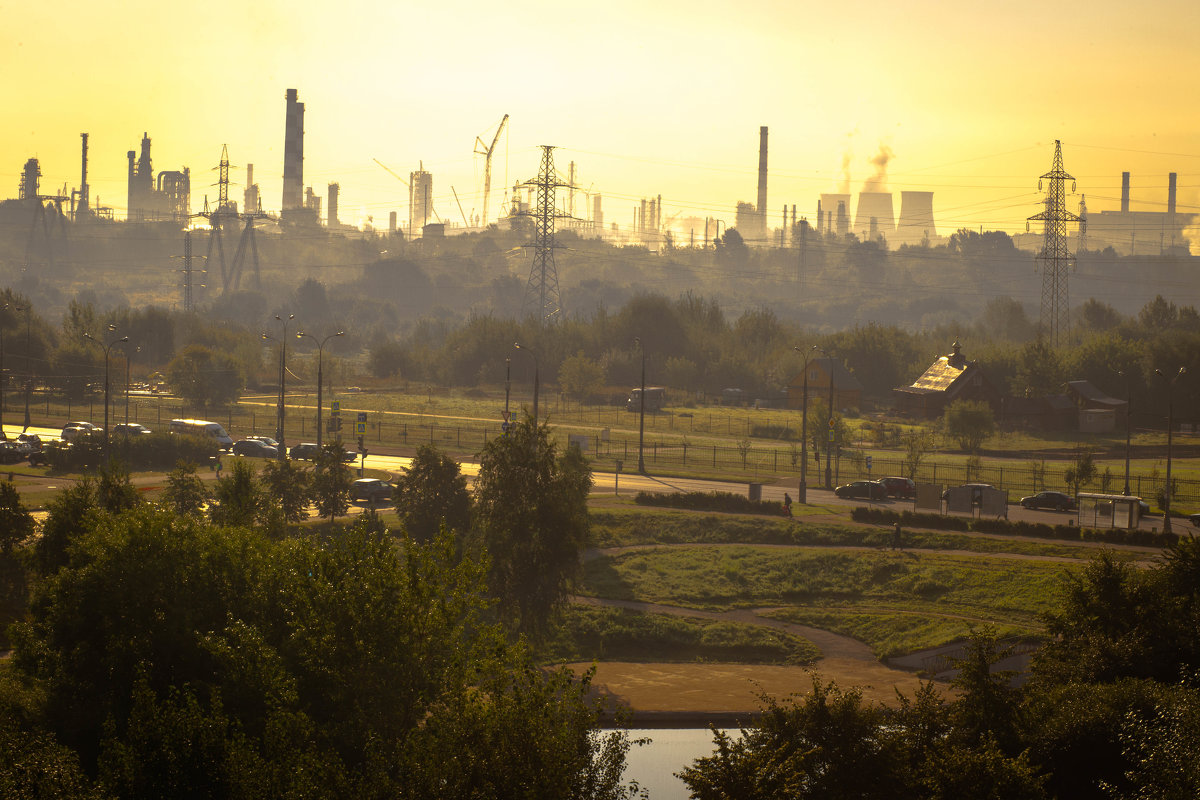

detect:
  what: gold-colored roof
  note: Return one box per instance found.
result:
[909,356,968,392]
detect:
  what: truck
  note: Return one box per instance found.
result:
[626,386,666,412]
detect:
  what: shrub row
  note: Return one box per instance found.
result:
[850,506,1177,548]
[633,490,787,517]
[42,432,218,473]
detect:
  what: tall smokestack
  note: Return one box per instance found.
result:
[78,132,90,220]
[327,182,339,227]
[283,88,305,213]
[757,126,768,234]
[1168,173,1177,215]
[1121,172,1130,213]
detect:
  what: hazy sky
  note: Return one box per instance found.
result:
[3,0,1197,236]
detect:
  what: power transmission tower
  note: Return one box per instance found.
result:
[1027,140,1079,347]
[520,145,568,324]
[1077,194,1088,252]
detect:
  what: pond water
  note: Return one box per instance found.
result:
[622,728,730,799]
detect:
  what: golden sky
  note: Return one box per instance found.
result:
[2,0,1198,236]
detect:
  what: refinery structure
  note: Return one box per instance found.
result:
[3,94,1197,259]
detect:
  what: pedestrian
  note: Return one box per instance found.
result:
[892,521,903,550]
[783,492,793,518]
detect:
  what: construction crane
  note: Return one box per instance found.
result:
[373,158,409,188]
[451,186,470,229]
[474,114,509,227]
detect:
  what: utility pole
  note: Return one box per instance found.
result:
[520,145,566,325]
[1027,140,1080,347]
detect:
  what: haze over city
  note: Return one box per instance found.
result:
[3,0,1198,241]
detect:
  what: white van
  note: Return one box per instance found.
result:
[168,418,234,449]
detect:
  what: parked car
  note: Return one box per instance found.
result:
[1189,513,1200,528]
[289,442,320,460]
[351,478,394,503]
[233,438,279,458]
[245,435,279,447]
[941,483,997,503]
[112,423,152,436]
[0,441,23,464]
[1020,491,1077,511]
[834,480,887,500]
[61,421,101,441]
[10,433,41,456]
[878,476,916,499]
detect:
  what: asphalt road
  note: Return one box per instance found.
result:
[9,422,1186,533]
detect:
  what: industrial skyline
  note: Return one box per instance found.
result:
[2,0,1197,247]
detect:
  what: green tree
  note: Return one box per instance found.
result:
[392,444,471,543]
[1014,338,1063,397]
[208,458,261,527]
[261,457,311,524]
[160,461,209,517]
[473,416,592,638]
[165,344,245,409]
[36,479,98,575]
[1063,448,1097,496]
[0,481,35,554]
[311,443,352,521]
[558,351,606,401]
[943,400,996,453]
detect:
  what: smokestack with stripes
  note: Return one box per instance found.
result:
[1121,172,1130,213]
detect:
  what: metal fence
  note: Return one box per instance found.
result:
[25,391,1200,506]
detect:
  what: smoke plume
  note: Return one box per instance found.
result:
[861,143,894,192]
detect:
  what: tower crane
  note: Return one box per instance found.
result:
[474,114,509,227]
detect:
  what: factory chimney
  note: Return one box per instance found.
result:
[78,133,90,220]
[1168,172,1177,215]
[283,89,305,213]
[756,126,768,237]
[1121,172,1130,213]
[327,182,339,228]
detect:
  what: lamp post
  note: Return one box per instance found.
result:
[793,344,820,501]
[1116,369,1132,496]
[296,329,343,449]
[83,326,128,461]
[1155,366,1186,534]
[634,337,646,473]
[20,305,31,431]
[262,314,295,460]
[811,346,836,489]
[124,344,140,424]
[513,342,538,427]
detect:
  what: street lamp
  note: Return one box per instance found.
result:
[83,325,128,461]
[0,303,19,434]
[1155,366,1186,534]
[262,314,295,460]
[634,337,647,473]
[513,342,538,427]
[124,344,140,424]
[1115,369,1132,496]
[296,329,343,449]
[811,345,837,489]
[793,344,821,501]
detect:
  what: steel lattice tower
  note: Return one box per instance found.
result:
[521,145,566,324]
[1027,140,1080,347]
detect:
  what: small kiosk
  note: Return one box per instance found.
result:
[1077,493,1142,529]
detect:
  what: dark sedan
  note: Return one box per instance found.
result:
[878,476,916,499]
[835,480,887,500]
[233,438,279,458]
[1020,491,1077,512]
[351,478,394,504]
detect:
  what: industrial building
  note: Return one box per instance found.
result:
[126,132,190,222]
[1076,172,1194,255]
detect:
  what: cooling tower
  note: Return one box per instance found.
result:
[854,192,895,238]
[819,193,850,234]
[896,191,936,246]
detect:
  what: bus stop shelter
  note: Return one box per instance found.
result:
[1077,493,1142,529]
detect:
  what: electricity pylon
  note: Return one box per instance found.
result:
[520,145,568,324]
[1028,140,1080,347]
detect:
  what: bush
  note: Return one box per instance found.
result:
[634,491,786,516]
